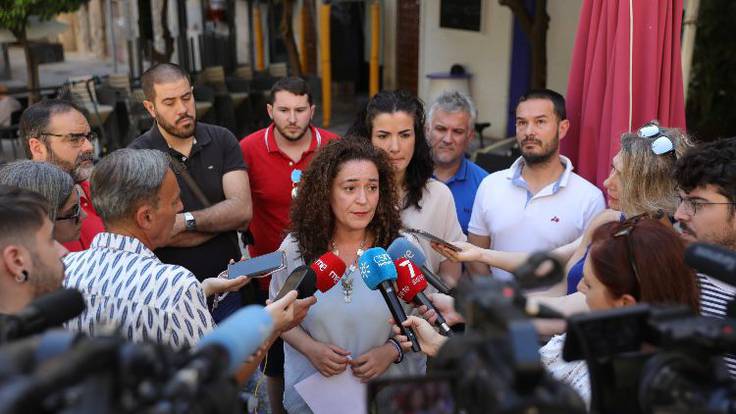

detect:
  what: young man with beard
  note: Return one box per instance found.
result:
[467,89,604,293]
[239,76,337,414]
[0,185,68,314]
[20,100,105,251]
[129,63,252,282]
[427,91,488,234]
[673,137,736,376]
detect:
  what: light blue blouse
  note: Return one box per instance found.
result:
[269,234,425,413]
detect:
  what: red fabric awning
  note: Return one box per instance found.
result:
[562,0,686,189]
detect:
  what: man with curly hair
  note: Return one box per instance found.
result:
[673,137,736,377]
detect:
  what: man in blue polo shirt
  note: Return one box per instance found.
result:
[428,91,488,234]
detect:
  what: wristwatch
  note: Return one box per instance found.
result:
[184,212,197,231]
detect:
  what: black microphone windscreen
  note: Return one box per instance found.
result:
[684,243,736,287]
[28,288,86,326]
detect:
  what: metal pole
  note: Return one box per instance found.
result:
[106,0,118,72]
[681,0,701,101]
[369,0,380,97]
[319,2,331,127]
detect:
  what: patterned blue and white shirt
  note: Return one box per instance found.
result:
[63,232,215,349]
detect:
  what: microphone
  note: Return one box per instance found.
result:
[310,252,347,293]
[685,242,736,287]
[387,237,452,295]
[359,247,421,352]
[164,305,273,397]
[394,258,454,336]
[277,253,346,300]
[0,288,86,343]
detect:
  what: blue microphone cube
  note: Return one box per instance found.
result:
[359,247,398,290]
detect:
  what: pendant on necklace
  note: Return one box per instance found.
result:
[342,275,353,303]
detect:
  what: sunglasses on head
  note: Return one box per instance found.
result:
[611,213,647,288]
[637,124,675,156]
[56,203,81,224]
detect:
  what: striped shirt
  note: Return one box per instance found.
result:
[63,232,215,350]
[697,273,736,377]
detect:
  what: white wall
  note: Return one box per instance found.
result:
[546,0,582,98]
[418,0,582,139]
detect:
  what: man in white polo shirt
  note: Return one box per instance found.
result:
[467,89,604,294]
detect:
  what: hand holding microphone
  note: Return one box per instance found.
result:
[394,258,454,336]
[390,316,447,358]
[359,247,421,352]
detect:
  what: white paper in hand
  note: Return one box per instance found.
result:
[294,369,367,414]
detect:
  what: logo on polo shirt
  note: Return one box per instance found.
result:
[551,216,560,223]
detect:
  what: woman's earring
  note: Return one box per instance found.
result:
[15,270,28,283]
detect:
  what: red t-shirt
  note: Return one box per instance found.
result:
[240,124,339,290]
[62,180,105,252]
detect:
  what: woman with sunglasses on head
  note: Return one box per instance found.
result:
[347,90,465,286]
[433,121,693,315]
[395,216,700,406]
[0,160,85,243]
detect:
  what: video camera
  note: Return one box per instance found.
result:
[563,304,736,414]
[368,252,587,414]
[562,242,736,414]
[0,305,272,414]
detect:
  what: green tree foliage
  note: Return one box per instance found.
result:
[686,0,736,141]
[0,0,89,101]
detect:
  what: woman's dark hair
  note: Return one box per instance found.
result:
[290,139,402,264]
[588,217,699,312]
[346,90,434,210]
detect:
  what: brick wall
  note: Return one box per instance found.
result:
[396,0,420,95]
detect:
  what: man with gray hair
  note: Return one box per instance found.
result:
[62,148,249,349]
[427,90,488,233]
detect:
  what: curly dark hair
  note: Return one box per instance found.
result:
[290,139,402,264]
[346,90,434,210]
[673,137,736,214]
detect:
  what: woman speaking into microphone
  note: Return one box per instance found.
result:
[269,139,420,413]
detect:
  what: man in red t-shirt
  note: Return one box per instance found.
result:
[20,100,105,252]
[240,76,338,414]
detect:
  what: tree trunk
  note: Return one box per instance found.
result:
[302,0,317,75]
[280,0,302,77]
[18,30,41,103]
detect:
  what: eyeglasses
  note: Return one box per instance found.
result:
[56,203,81,224]
[612,214,646,287]
[41,131,97,147]
[637,124,675,156]
[676,195,736,216]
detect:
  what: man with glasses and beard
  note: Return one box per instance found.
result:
[673,137,736,377]
[0,185,68,314]
[239,76,337,414]
[20,100,105,252]
[129,63,252,284]
[467,89,604,294]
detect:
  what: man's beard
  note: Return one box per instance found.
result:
[274,122,309,142]
[156,111,196,139]
[29,256,65,299]
[47,147,94,183]
[681,216,736,251]
[520,133,559,166]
